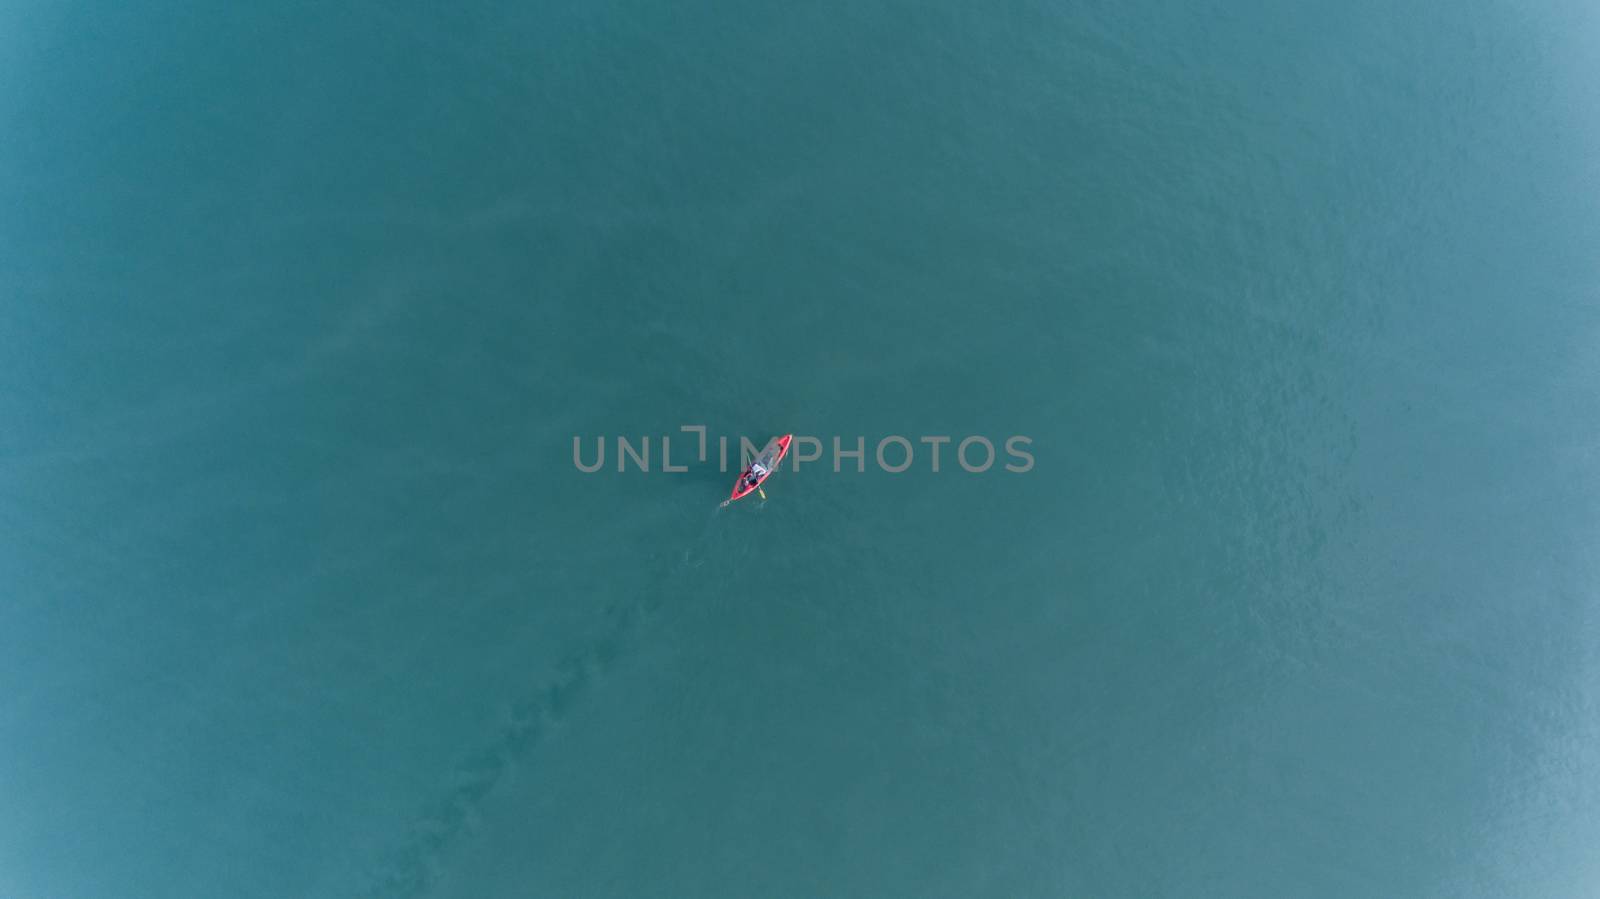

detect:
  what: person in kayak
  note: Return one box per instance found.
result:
[722,435,792,506]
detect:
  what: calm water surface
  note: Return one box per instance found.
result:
[3,0,1598,896]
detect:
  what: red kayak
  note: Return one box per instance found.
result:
[726,434,792,504]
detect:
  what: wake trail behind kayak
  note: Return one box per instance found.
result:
[360,508,729,899]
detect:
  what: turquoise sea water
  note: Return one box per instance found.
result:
[4,0,1599,896]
